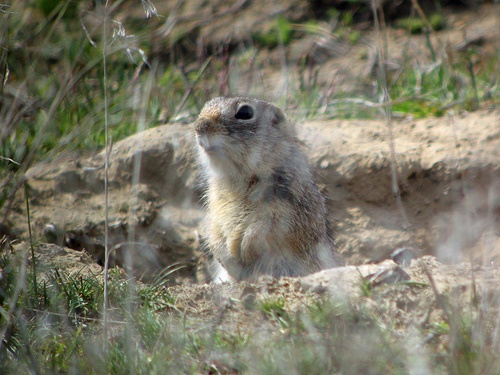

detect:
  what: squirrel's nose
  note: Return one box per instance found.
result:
[194,117,214,134]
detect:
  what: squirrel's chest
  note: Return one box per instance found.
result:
[207,183,255,227]
[208,182,243,207]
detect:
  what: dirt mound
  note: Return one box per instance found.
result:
[166,255,500,355]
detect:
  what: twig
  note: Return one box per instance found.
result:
[0,156,21,166]
[411,0,454,70]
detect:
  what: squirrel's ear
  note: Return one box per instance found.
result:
[271,108,286,127]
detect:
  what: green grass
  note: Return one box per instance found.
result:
[0,244,177,373]
[252,16,294,48]
[388,55,497,118]
[396,13,446,34]
[258,296,292,330]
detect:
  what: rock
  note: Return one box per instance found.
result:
[391,247,418,266]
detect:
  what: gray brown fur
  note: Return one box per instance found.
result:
[194,97,341,282]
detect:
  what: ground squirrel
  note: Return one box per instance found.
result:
[194,97,341,282]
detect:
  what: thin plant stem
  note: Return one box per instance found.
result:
[371,0,410,228]
[0,237,29,353]
[24,183,38,306]
[411,0,455,71]
[122,62,157,372]
[424,27,436,63]
[102,0,110,341]
[174,57,212,118]
[463,31,479,108]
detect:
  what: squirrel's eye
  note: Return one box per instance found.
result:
[235,105,254,120]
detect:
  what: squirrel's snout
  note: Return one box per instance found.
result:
[195,118,217,151]
[194,117,215,135]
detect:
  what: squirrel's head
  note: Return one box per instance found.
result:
[194,97,293,179]
[194,97,290,162]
